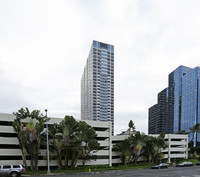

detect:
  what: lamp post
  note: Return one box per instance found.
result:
[45,109,50,174]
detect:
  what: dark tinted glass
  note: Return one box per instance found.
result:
[100,43,108,49]
[3,165,11,169]
[13,165,20,168]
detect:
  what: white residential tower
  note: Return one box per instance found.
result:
[81,40,114,134]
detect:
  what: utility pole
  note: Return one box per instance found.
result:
[45,109,50,174]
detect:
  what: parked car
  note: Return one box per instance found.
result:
[151,163,169,169]
[196,161,200,165]
[176,161,193,167]
[0,165,25,177]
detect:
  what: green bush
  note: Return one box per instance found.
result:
[176,158,198,164]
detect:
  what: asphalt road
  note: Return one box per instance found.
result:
[32,166,200,177]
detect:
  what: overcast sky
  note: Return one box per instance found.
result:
[1,0,200,134]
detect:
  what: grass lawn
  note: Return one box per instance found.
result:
[26,163,153,175]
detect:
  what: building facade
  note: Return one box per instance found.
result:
[149,65,200,145]
[168,66,192,134]
[148,88,168,134]
[150,134,188,163]
[0,113,120,167]
[0,113,188,166]
[81,40,114,134]
[148,104,159,134]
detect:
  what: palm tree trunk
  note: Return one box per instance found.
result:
[71,151,77,168]
[57,150,63,169]
[82,159,86,167]
[196,132,198,147]
[33,141,38,170]
[22,148,27,169]
[192,132,195,147]
[74,153,81,167]
[30,143,34,170]
[65,147,68,169]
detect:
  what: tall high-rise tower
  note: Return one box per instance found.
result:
[81,40,114,134]
[149,65,200,146]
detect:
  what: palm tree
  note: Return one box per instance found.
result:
[71,131,85,168]
[151,133,166,163]
[13,119,27,169]
[54,133,64,169]
[13,107,48,171]
[60,115,78,169]
[63,125,70,168]
[45,122,64,169]
[13,107,32,169]
[47,118,100,168]
[189,123,200,147]
[74,121,100,167]
[114,139,131,166]
[130,132,146,164]
[143,136,154,162]
[128,120,136,136]
[142,132,166,163]
[32,110,49,170]
[25,119,37,170]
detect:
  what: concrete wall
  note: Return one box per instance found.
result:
[0,113,118,167]
[0,113,189,167]
[150,134,188,163]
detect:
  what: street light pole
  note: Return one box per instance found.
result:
[45,109,50,174]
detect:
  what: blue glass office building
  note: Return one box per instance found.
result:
[148,104,159,134]
[148,88,168,134]
[181,67,200,145]
[149,66,200,145]
[81,40,114,134]
[168,66,192,134]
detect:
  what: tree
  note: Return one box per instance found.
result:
[60,115,78,168]
[13,109,100,169]
[26,119,37,170]
[115,130,167,165]
[27,110,48,170]
[13,118,27,169]
[114,139,131,166]
[60,118,100,168]
[143,135,154,162]
[47,116,100,169]
[76,121,100,166]
[130,132,146,164]
[189,151,200,159]
[13,107,48,171]
[128,120,136,136]
[151,133,166,163]
[47,123,64,169]
[189,123,200,147]
[55,134,64,169]
[13,107,31,169]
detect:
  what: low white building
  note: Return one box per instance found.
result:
[0,113,188,167]
[0,113,116,167]
[150,134,189,163]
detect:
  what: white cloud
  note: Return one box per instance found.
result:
[1,0,200,134]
